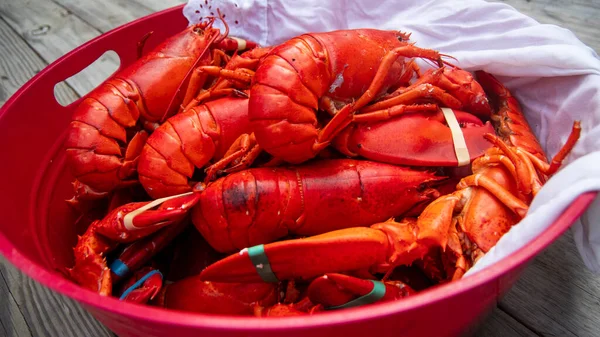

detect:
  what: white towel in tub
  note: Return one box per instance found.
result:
[183,0,600,273]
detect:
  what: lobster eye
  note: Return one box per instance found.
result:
[396,32,411,42]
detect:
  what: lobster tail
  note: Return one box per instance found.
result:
[138,96,252,199]
[249,36,326,163]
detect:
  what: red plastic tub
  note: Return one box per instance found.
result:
[0,5,596,337]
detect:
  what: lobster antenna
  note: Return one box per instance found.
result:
[214,8,230,44]
[137,31,154,60]
[440,54,459,68]
[420,53,458,70]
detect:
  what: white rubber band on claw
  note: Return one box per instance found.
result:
[231,36,247,51]
[441,107,471,166]
[123,191,194,232]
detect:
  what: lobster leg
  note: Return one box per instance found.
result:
[316,45,444,147]
[519,122,581,177]
[195,66,254,85]
[182,48,232,108]
[181,66,254,112]
[182,87,247,111]
[182,46,272,111]
[374,66,492,119]
[352,103,439,123]
[203,132,261,182]
[359,83,463,115]
[475,70,546,159]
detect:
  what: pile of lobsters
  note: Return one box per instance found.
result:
[63,16,581,316]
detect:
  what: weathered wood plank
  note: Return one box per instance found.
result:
[51,0,155,33]
[0,16,79,107]
[131,0,187,12]
[0,257,113,337]
[492,0,600,53]
[0,260,33,337]
[471,307,539,337]
[0,0,119,96]
[499,229,600,337]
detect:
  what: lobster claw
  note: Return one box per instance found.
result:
[109,220,189,283]
[199,218,443,283]
[199,226,394,283]
[307,273,416,309]
[117,267,164,303]
[94,191,201,243]
[68,191,200,295]
[334,109,495,167]
[154,276,279,316]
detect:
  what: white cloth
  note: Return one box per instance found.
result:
[183,0,600,273]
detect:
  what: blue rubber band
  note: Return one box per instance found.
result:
[247,244,279,283]
[109,259,130,278]
[326,280,386,310]
[118,270,163,301]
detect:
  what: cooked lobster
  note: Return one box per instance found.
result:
[247,29,446,164]
[191,159,445,253]
[64,20,255,200]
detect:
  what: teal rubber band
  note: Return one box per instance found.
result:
[247,244,279,283]
[109,259,130,278]
[326,280,386,310]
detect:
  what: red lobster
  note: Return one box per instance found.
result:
[198,71,581,285]
[191,159,446,253]
[64,20,255,200]
[247,29,447,164]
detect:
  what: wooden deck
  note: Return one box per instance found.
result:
[1,0,599,336]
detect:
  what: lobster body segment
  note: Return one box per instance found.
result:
[192,159,445,253]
